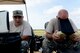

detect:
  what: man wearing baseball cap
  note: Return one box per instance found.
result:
[10,10,32,53]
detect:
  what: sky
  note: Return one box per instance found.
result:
[0,0,80,29]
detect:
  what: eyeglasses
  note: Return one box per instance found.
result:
[13,16,22,19]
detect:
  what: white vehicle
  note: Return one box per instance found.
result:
[0,0,32,53]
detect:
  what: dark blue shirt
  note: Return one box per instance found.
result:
[58,18,74,35]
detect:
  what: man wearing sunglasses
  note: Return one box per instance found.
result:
[10,10,32,53]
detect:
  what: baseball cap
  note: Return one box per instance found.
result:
[13,10,23,16]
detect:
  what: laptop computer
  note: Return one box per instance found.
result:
[0,11,21,53]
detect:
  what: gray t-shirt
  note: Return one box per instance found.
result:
[46,18,77,34]
[10,21,32,36]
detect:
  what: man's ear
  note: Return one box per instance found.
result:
[13,16,14,19]
[22,16,24,18]
[56,16,58,18]
[56,15,60,18]
[56,16,59,18]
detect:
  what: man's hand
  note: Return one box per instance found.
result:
[52,30,60,40]
[73,36,80,42]
[52,31,66,42]
[21,35,30,40]
[70,31,80,42]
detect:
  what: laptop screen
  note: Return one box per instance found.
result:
[0,11,9,32]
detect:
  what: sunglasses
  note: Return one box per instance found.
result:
[14,16,22,19]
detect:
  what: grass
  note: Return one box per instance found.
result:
[33,29,80,36]
[33,29,45,36]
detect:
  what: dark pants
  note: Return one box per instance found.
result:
[42,40,80,53]
[21,41,29,53]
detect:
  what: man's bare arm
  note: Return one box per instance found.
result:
[21,35,30,40]
[46,32,53,41]
[46,31,61,41]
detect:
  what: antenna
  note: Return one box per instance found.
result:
[24,0,29,23]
